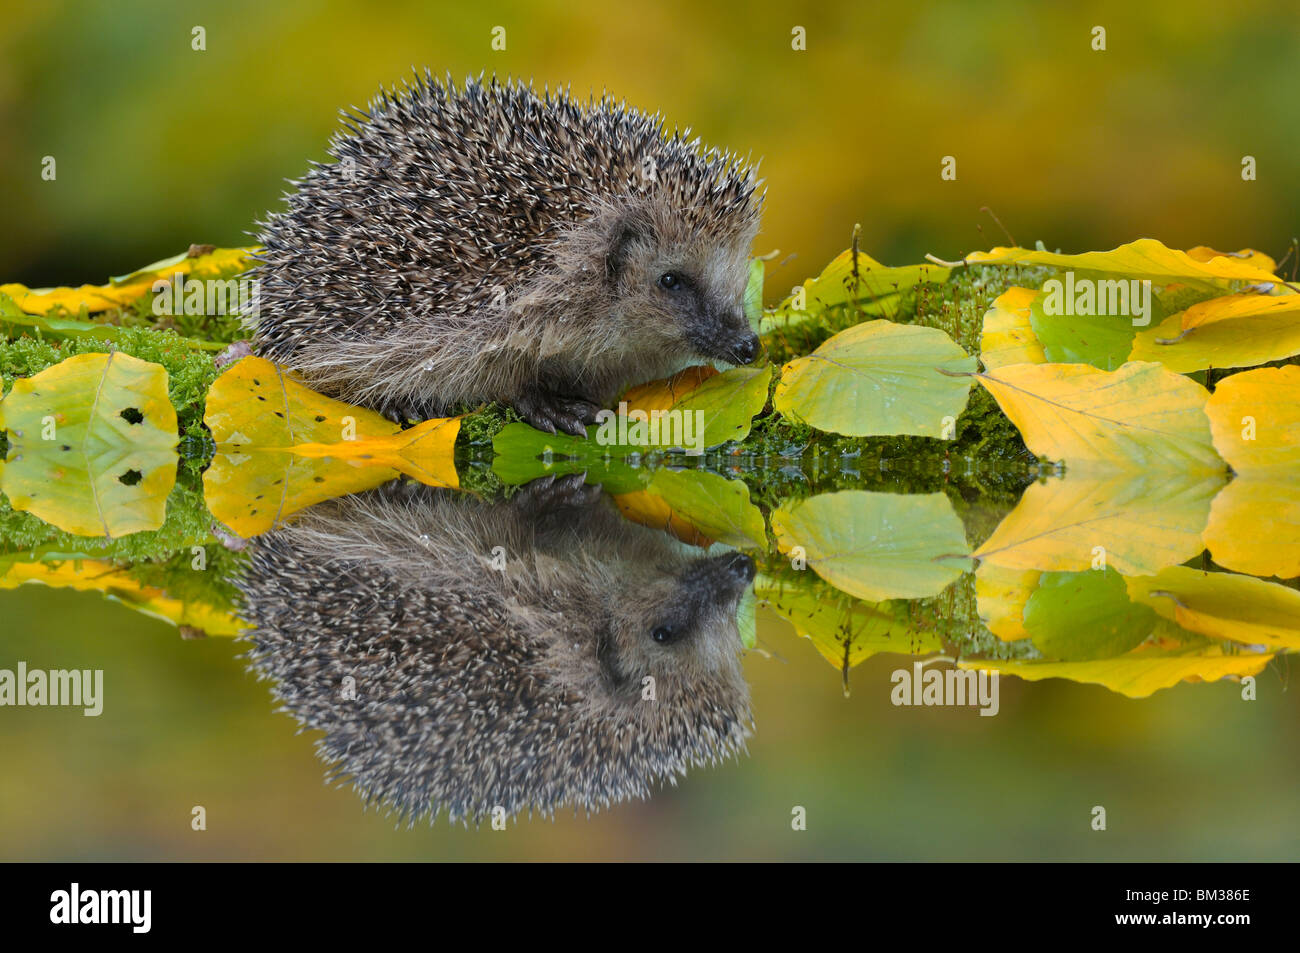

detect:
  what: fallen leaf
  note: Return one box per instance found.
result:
[754,571,937,675]
[965,238,1282,289]
[613,468,766,550]
[1205,365,1300,471]
[975,361,1223,472]
[201,356,459,537]
[1022,569,1158,660]
[1130,300,1300,372]
[0,246,257,315]
[979,287,1046,370]
[974,562,1039,641]
[493,363,772,475]
[735,586,757,650]
[760,248,951,334]
[1184,246,1277,273]
[774,320,975,437]
[1028,288,1155,370]
[0,558,243,636]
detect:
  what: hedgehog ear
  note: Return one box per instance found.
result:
[603,212,650,283]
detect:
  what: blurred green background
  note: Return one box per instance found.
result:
[4,0,1299,290]
[2,0,1299,860]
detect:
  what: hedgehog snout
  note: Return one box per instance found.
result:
[727,331,760,365]
[682,551,756,601]
[719,551,756,583]
[690,308,760,366]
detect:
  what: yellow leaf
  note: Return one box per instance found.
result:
[278,416,461,486]
[620,365,718,413]
[1184,246,1277,273]
[960,644,1271,699]
[979,287,1045,369]
[202,357,459,537]
[974,562,1039,641]
[973,470,1224,575]
[202,452,401,538]
[1204,476,1300,579]
[1130,301,1300,373]
[762,248,950,328]
[965,238,1282,288]
[1,246,257,315]
[975,361,1223,472]
[1178,291,1299,333]
[1205,365,1300,471]
[0,559,243,636]
[0,352,177,537]
[1126,566,1300,650]
[614,490,716,547]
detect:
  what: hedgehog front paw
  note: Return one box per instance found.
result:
[515,391,602,438]
[512,473,604,515]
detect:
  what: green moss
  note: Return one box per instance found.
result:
[0,326,221,445]
[455,402,516,450]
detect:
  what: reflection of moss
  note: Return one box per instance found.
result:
[0,467,247,611]
[754,558,1039,670]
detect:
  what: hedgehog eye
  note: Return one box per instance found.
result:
[657,272,682,292]
[651,625,677,644]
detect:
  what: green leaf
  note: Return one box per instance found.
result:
[492,363,772,474]
[771,490,971,601]
[1022,569,1158,661]
[1028,291,1160,370]
[670,362,772,446]
[492,454,766,550]
[773,320,976,437]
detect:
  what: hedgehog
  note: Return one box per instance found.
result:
[249,72,763,434]
[236,477,756,825]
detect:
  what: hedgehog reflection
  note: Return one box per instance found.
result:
[238,476,755,825]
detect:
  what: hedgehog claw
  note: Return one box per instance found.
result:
[556,415,589,438]
[514,472,601,514]
[517,391,599,438]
